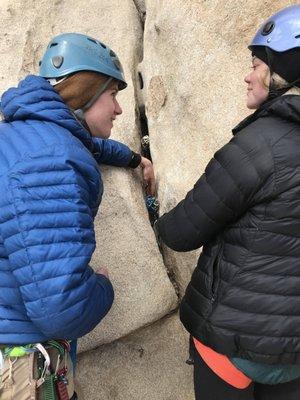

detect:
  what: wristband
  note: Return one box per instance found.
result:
[128,151,142,168]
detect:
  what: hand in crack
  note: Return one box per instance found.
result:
[140,156,156,196]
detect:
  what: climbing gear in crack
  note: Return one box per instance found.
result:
[141,134,159,226]
[141,134,151,160]
[141,134,150,148]
[145,195,159,227]
[145,195,159,214]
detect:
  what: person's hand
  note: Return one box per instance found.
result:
[96,267,109,278]
[140,156,156,196]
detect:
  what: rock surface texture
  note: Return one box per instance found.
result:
[0,0,294,398]
[77,314,193,400]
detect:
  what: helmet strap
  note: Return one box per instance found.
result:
[73,77,113,131]
[81,77,113,113]
[72,109,92,133]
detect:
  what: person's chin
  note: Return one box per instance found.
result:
[102,130,112,139]
[246,98,256,110]
[91,129,111,139]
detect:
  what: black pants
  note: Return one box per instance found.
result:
[191,343,300,400]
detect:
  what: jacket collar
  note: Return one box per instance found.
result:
[233,95,300,135]
[0,75,94,152]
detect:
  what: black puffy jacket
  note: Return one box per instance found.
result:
[156,95,300,365]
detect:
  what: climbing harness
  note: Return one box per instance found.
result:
[1,340,72,400]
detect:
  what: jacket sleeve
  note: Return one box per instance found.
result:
[92,137,133,167]
[1,145,114,339]
[156,130,274,252]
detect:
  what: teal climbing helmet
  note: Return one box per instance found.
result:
[39,32,127,90]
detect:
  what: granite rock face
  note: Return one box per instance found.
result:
[80,166,178,351]
[77,313,194,400]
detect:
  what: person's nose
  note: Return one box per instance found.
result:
[244,72,251,84]
[115,99,122,115]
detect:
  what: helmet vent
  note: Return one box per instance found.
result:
[262,21,275,36]
[295,34,300,39]
[49,42,58,48]
[87,37,97,44]
[110,50,116,57]
[113,59,122,71]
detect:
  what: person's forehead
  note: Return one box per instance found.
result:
[252,56,263,64]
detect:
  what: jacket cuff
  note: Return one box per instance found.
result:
[128,151,142,168]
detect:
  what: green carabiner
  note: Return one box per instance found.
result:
[47,340,65,358]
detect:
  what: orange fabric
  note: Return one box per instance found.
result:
[193,338,252,389]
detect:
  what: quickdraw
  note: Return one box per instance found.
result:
[42,373,57,400]
[56,366,69,400]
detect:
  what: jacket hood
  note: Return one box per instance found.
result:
[0,75,94,151]
[233,95,300,135]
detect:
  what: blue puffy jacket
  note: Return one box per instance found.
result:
[0,75,132,344]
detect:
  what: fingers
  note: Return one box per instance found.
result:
[140,157,156,195]
[145,176,155,196]
[150,179,156,196]
[96,267,109,278]
[143,172,155,195]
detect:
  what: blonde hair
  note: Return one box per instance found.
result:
[252,55,300,96]
[270,71,300,96]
